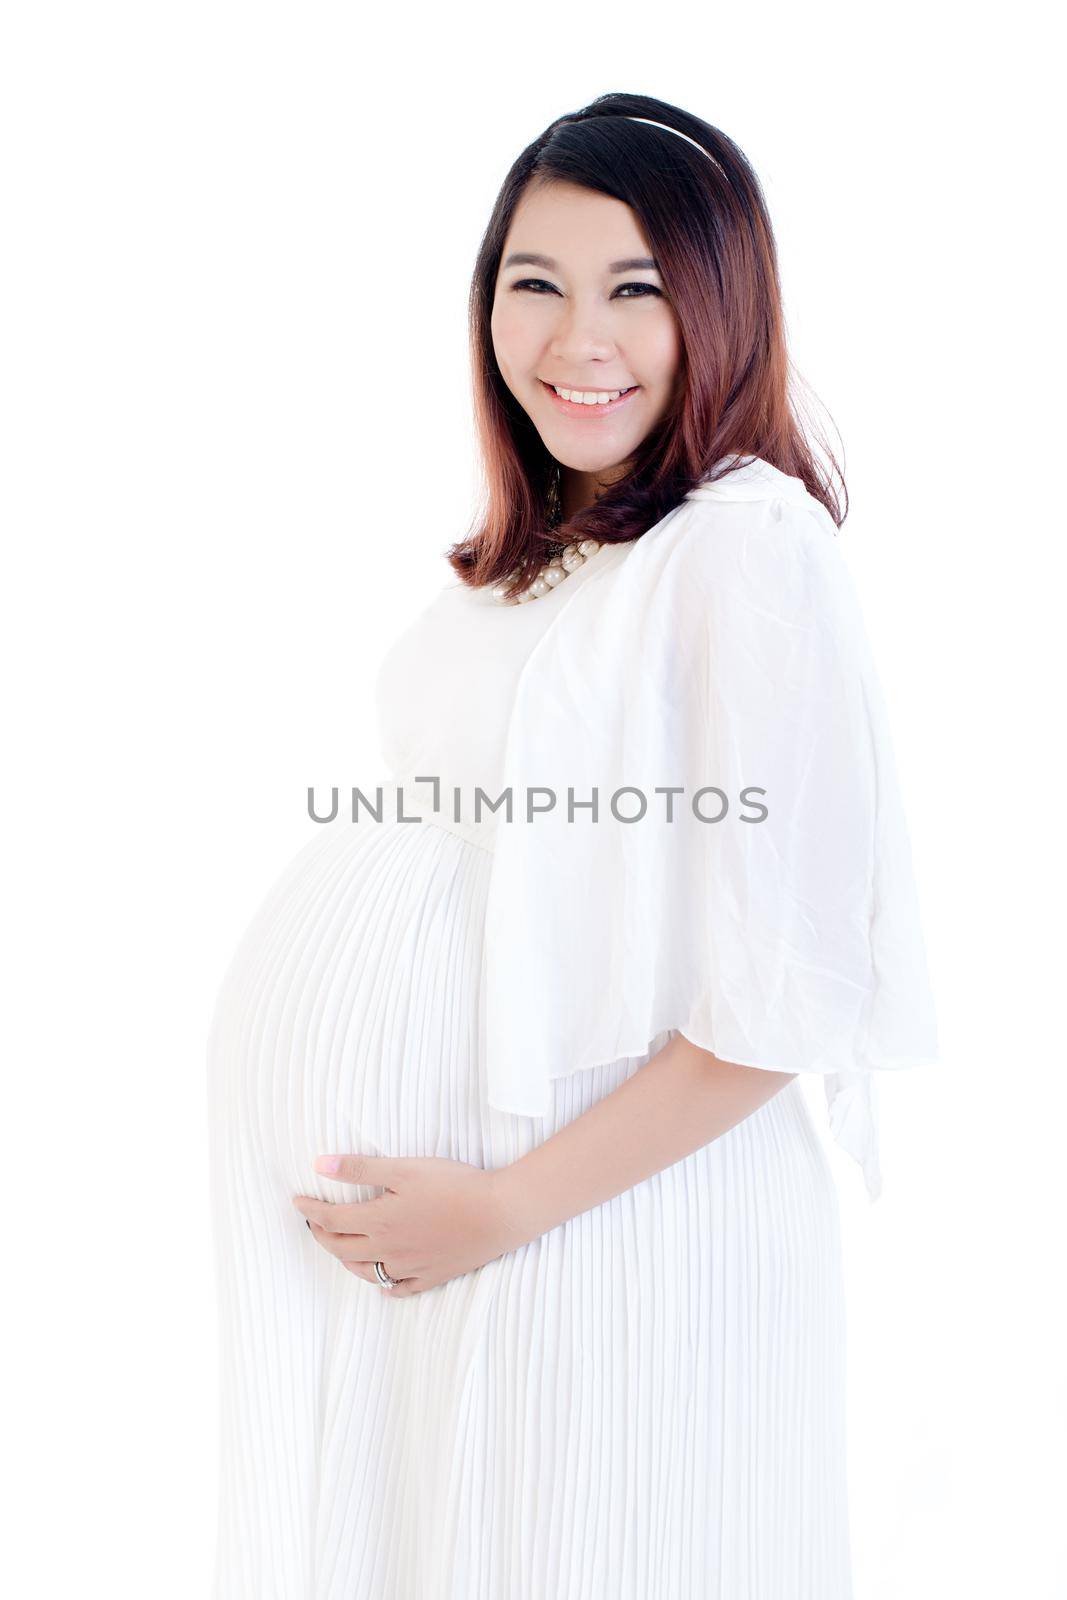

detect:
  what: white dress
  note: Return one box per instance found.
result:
[206,457,937,1599]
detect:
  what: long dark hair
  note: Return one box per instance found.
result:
[447,91,847,593]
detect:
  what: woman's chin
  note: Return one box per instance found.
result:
[540,441,639,478]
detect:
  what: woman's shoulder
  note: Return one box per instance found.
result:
[682,454,835,536]
[641,455,839,604]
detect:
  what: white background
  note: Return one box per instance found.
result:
[3,3,1064,1595]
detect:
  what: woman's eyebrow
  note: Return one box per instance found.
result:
[501,251,660,273]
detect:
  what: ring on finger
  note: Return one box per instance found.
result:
[374,1259,399,1288]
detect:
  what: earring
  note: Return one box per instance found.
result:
[546,465,563,541]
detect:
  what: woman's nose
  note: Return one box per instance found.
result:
[549,320,616,365]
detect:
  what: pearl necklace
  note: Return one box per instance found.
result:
[489,537,603,605]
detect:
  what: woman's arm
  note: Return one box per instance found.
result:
[490,1033,797,1249]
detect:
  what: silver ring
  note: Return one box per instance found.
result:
[374,1259,398,1288]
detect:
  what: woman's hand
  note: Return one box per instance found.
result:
[291,1153,525,1298]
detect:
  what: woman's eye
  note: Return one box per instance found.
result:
[509,279,663,299]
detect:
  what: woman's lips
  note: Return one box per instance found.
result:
[539,380,640,417]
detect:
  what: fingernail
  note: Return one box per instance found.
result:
[315,1155,340,1174]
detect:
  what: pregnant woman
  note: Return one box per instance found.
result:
[206,92,938,1598]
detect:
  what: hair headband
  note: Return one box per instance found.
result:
[623,115,727,178]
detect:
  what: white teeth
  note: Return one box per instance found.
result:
[551,385,632,404]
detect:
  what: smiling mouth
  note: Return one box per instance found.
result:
[539,380,641,413]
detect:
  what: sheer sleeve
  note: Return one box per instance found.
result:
[481,490,939,1199]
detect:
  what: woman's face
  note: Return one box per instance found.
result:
[490,179,681,489]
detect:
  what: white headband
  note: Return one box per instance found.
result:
[624,116,727,178]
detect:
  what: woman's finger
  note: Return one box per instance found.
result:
[295,1196,387,1234]
[305,1216,422,1293]
[308,1217,394,1265]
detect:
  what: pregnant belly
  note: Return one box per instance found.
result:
[206,816,494,1200]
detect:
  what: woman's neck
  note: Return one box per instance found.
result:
[560,461,630,520]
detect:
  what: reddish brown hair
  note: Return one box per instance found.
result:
[447,91,847,594]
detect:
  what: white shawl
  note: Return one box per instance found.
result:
[480,456,939,1200]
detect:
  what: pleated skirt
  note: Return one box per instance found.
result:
[206,811,854,1599]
